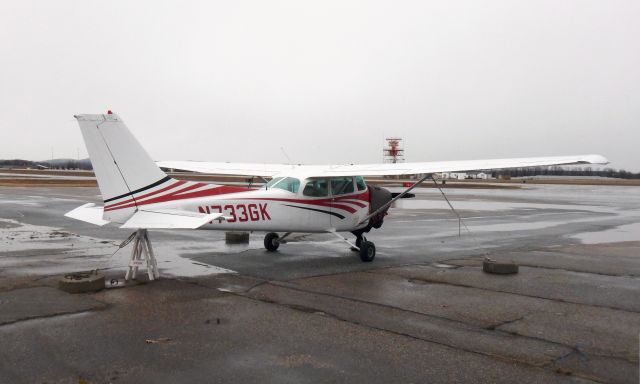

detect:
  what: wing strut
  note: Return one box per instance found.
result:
[430,176,466,236]
[358,174,431,225]
[429,177,489,258]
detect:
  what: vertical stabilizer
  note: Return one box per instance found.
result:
[75,113,170,222]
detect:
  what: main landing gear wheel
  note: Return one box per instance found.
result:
[359,241,376,262]
[264,232,280,252]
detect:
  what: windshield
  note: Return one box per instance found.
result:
[272,177,300,193]
[265,177,283,189]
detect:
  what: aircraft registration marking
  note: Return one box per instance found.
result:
[198,203,271,222]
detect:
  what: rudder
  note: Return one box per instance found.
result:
[76,113,171,222]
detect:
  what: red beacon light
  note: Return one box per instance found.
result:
[107,110,113,115]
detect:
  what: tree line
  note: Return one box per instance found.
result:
[0,159,93,170]
[493,166,640,179]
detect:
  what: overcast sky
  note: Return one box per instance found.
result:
[1,1,638,170]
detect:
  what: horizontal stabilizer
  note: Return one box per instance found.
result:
[64,203,110,226]
[120,209,223,229]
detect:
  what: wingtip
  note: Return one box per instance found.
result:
[586,154,609,165]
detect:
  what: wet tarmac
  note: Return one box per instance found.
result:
[0,185,639,383]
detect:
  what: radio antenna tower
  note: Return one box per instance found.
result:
[383,137,404,163]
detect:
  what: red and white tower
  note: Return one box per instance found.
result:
[383,137,404,163]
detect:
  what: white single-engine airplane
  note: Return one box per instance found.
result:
[65,112,607,278]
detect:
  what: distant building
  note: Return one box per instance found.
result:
[440,172,468,180]
[438,172,491,180]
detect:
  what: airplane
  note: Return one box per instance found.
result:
[65,112,608,280]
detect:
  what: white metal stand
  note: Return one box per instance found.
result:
[125,229,160,281]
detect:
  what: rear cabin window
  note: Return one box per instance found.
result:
[272,177,300,193]
[330,177,355,195]
[303,179,329,197]
[355,176,366,191]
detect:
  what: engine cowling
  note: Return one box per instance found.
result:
[367,185,392,228]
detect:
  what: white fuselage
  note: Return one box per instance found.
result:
[102,176,372,233]
[180,188,370,232]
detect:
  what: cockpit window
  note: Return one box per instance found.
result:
[330,177,354,195]
[355,176,366,191]
[265,177,283,189]
[272,177,300,193]
[303,179,329,197]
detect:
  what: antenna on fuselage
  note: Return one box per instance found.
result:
[280,147,293,165]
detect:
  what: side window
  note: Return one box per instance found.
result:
[330,177,354,195]
[303,179,329,197]
[355,176,367,191]
[273,177,300,193]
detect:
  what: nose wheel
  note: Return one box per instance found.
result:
[358,240,376,262]
[348,234,375,262]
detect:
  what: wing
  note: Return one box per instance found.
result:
[158,154,608,177]
[316,154,609,177]
[156,161,297,178]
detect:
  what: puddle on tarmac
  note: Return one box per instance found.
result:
[570,222,640,244]
[0,218,236,278]
[467,221,573,232]
[393,199,613,214]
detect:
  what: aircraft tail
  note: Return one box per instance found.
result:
[75,113,174,222]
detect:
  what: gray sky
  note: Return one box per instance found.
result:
[1,1,639,170]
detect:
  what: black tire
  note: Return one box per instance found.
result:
[264,232,280,252]
[359,241,375,262]
[372,219,383,229]
[58,272,105,294]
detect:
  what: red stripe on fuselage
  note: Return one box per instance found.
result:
[104,184,251,211]
[237,198,363,214]
[334,191,369,203]
[103,186,369,213]
[104,180,187,210]
[235,191,370,214]
[333,199,367,208]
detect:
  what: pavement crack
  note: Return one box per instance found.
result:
[243,284,605,381]
[399,274,640,314]
[544,349,611,383]
[243,280,269,294]
[248,283,603,361]
[0,308,97,327]
[485,315,526,330]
